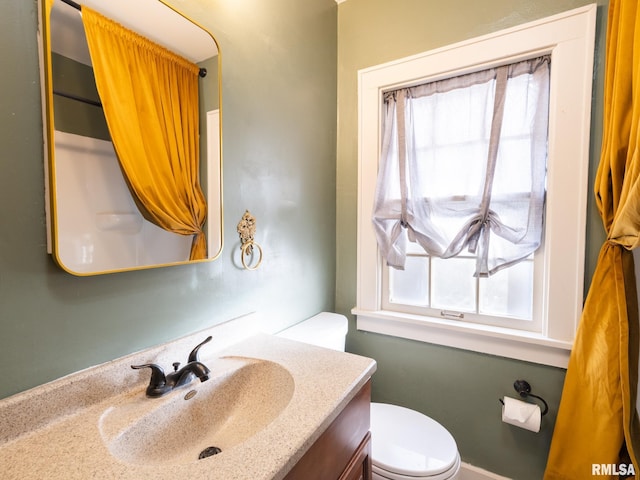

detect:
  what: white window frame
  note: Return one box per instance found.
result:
[353,4,597,368]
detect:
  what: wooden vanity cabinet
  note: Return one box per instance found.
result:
[338,431,372,480]
[284,380,372,480]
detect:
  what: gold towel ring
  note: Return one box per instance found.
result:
[241,241,263,270]
[237,210,263,270]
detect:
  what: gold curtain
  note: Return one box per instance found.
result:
[81,7,207,260]
[545,1,640,478]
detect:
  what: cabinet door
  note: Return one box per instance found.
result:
[284,381,371,480]
[339,432,372,480]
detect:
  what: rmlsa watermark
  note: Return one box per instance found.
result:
[591,463,636,476]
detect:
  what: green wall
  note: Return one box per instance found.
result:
[0,0,337,399]
[336,0,608,478]
[1,0,612,477]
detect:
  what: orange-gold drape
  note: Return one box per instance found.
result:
[81,7,207,260]
[545,1,640,478]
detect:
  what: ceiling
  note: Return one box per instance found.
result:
[49,0,218,66]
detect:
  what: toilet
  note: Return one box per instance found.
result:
[277,312,461,480]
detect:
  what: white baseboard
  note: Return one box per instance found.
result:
[459,462,512,480]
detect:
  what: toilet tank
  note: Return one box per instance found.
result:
[277,312,348,352]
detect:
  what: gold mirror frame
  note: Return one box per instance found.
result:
[38,0,223,275]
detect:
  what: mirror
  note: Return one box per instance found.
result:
[39,0,222,275]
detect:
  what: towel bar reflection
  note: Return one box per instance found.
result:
[237,210,263,270]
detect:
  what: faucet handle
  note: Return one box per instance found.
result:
[188,336,212,363]
[131,363,170,397]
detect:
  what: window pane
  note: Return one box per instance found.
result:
[494,137,533,194]
[479,260,533,320]
[431,257,476,312]
[389,256,429,306]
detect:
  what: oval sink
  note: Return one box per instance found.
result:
[98,356,294,466]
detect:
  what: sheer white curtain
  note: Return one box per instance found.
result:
[372,56,550,277]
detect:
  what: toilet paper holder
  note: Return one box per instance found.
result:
[500,379,549,416]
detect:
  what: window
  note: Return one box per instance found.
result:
[385,251,539,330]
[375,56,549,334]
[354,5,597,368]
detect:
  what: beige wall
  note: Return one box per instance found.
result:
[337,1,608,478]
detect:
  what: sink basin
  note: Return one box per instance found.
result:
[98,356,294,466]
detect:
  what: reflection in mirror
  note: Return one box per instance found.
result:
[39,0,222,275]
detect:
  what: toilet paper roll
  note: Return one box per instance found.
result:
[501,396,541,432]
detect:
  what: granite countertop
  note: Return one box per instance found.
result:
[0,326,376,480]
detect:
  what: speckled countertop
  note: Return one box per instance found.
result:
[0,321,376,480]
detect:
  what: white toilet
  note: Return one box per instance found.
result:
[278,312,461,480]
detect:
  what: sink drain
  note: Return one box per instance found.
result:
[198,446,222,459]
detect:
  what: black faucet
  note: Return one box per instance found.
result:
[131,336,212,398]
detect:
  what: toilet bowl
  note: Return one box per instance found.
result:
[277,313,461,480]
[371,402,460,480]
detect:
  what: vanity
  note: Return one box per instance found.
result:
[284,381,373,480]
[0,322,376,479]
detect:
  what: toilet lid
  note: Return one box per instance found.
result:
[370,403,459,478]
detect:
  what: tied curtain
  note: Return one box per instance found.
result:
[372,57,550,277]
[545,1,640,478]
[81,7,207,260]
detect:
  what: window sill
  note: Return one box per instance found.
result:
[352,308,571,368]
